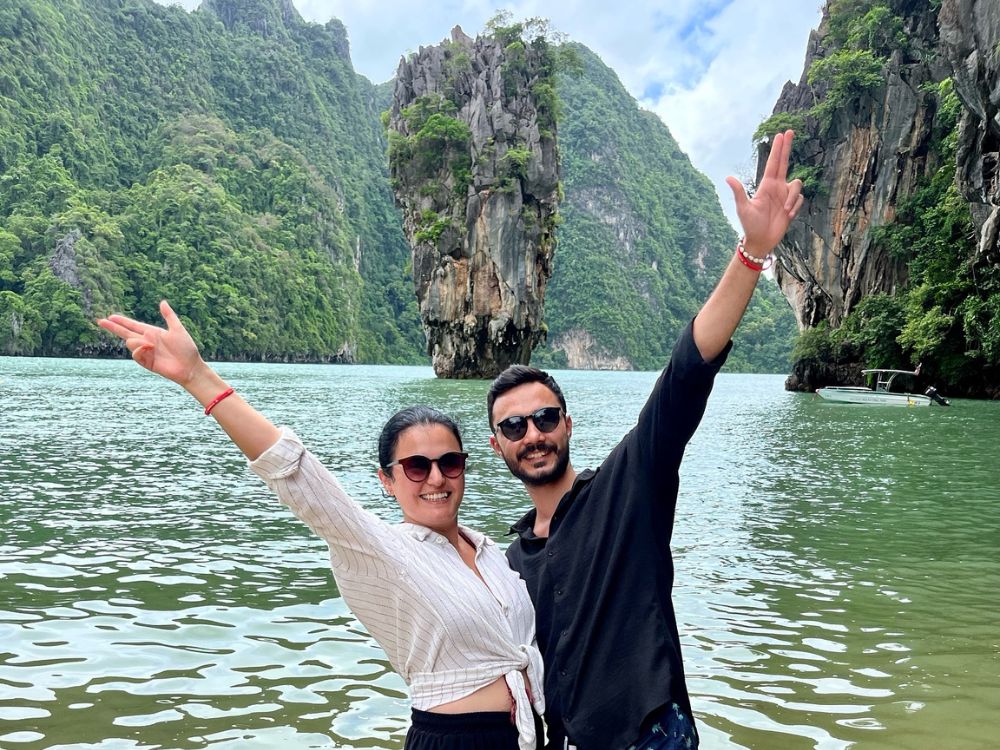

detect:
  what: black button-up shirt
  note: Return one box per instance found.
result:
[506,322,729,750]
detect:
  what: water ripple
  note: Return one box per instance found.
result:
[2,361,998,748]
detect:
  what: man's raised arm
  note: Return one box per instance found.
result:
[693,129,803,361]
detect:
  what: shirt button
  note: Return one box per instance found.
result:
[546,550,554,557]
[560,669,567,677]
[555,588,563,596]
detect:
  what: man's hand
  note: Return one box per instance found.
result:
[693,130,805,361]
[725,129,804,255]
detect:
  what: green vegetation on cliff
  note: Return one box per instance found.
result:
[754,0,916,196]
[0,0,422,361]
[388,95,472,198]
[758,0,911,136]
[760,0,998,396]
[799,78,996,392]
[534,44,797,372]
[1,1,796,372]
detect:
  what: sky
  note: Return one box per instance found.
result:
[155,0,823,229]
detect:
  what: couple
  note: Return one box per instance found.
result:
[98,131,803,750]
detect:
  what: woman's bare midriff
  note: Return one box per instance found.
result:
[428,669,531,714]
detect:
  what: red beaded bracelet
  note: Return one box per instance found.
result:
[736,237,773,272]
[204,387,235,416]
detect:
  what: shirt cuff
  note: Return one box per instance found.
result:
[248,426,305,480]
[677,317,732,374]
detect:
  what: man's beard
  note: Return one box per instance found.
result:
[505,440,570,487]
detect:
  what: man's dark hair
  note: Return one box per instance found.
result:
[486,365,567,429]
[378,405,463,474]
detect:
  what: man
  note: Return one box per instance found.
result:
[486,131,803,750]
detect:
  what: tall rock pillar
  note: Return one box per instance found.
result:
[387,24,560,378]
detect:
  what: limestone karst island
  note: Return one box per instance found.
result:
[0,0,997,396]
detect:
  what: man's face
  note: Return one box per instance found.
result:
[490,382,572,487]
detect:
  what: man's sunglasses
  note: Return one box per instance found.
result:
[386,452,469,482]
[493,406,563,442]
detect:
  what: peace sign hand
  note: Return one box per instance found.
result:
[97,300,205,386]
[725,129,804,255]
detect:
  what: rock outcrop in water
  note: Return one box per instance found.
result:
[387,25,560,378]
[766,3,945,333]
[763,0,1000,397]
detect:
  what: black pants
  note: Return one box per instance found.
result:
[406,708,544,750]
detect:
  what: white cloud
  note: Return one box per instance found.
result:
[645,2,822,228]
[155,0,822,229]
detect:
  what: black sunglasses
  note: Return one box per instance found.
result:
[387,451,469,482]
[493,406,563,442]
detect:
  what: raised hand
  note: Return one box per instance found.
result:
[725,129,804,255]
[97,300,204,386]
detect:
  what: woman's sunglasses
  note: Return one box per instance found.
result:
[387,452,469,482]
[493,406,563,442]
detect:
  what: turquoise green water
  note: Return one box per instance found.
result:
[1,357,998,749]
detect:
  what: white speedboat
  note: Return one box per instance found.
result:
[816,368,950,406]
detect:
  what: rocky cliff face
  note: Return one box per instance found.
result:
[767,0,1000,395]
[769,3,946,333]
[940,0,1000,267]
[387,26,560,378]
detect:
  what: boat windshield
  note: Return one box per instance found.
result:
[862,369,918,392]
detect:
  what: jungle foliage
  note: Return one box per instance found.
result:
[0,0,421,361]
[832,79,996,393]
[758,0,998,395]
[533,44,797,372]
[2,0,797,372]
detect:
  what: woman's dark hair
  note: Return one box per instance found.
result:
[378,406,463,473]
[486,365,567,429]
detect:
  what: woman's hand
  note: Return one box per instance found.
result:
[98,300,280,460]
[97,300,206,386]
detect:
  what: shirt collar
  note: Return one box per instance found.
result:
[400,523,493,549]
[400,523,435,542]
[507,468,598,538]
[459,525,491,551]
[508,508,537,538]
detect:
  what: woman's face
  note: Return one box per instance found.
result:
[378,423,465,533]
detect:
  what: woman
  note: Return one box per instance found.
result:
[97,301,544,750]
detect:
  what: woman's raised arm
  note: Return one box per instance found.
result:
[97,300,280,461]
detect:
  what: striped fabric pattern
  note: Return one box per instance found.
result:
[249,428,545,750]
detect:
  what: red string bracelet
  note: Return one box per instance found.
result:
[204,387,235,416]
[736,237,773,272]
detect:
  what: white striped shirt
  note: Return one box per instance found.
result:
[249,428,545,750]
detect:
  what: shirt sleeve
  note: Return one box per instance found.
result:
[620,318,730,480]
[249,427,404,576]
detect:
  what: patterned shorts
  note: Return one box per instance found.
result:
[625,703,698,750]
